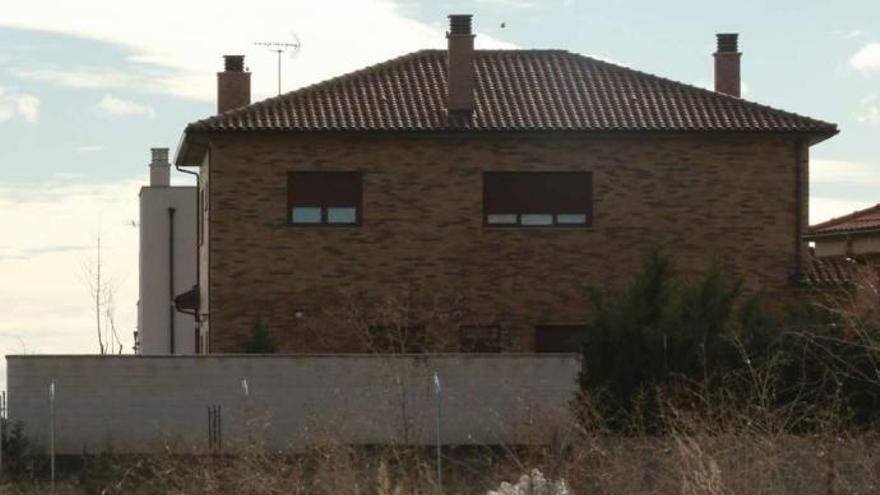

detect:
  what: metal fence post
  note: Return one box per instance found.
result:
[1,390,5,482]
[433,371,442,495]
[49,380,56,493]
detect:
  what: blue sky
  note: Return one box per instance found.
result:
[1,0,879,383]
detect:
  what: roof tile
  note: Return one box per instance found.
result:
[186,49,837,134]
[810,204,880,236]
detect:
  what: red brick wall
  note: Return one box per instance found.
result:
[203,132,805,352]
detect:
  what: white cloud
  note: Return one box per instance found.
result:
[854,93,880,125]
[844,29,865,40]
[850,42,880,73]
[9,67,140,90]
[17,94,39,122]
[0,178,141,389]
[75,145,106,155]
[0,86,40,123]
[477,0,537,8]
[97,95,156,119]
[0,0,516,102]
[811,157,880,188]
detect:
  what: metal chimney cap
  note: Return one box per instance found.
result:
[716,33,739,53]
[448,14,473,35]
[223,55,245,72]
[150,147,169,165]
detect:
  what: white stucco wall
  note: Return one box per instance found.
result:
[138,185,197,354]
[6,354,579,454]
[813,232,880,259]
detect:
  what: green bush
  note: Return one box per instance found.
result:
[243,316,276,354]
[577,250,880,432]
[2,422,35,482]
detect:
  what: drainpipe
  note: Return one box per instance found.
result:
[176,148,204,352]
[169,207,176,354]
[793,138,805,282]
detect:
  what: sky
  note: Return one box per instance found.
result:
[1,0,879,387]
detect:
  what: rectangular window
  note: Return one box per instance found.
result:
[459,325,501,352]
[288,172,362,225]
[535,325,586,353]
[483,172,592,227]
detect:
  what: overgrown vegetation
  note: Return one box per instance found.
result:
[242,316,276,353]
[4,253,880,494]
[579,249,880,432]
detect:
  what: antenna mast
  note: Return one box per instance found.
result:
[254,36,301,95]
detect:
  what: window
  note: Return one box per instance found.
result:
[483,172,592,227]
[288,172,362,225]
[459,325,501,352]
[535,325,586,353]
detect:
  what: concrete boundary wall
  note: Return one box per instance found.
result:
[6,354,579,454]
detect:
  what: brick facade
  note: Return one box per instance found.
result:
[199,131,807,353]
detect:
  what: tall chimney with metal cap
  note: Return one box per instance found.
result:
[714,33,741,97]
[149,148,170,186]
[217,55,251,114]
[446,14,475,116]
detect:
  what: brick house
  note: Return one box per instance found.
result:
[174,15,837,354]
[798,203,880,288]
[807,204,880,264]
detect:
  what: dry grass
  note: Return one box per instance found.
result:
[4,268,879,494]
[2,422,878,494]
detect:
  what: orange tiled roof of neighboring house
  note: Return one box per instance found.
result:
[809,204,880,237]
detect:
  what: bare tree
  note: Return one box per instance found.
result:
[81,233,124,355]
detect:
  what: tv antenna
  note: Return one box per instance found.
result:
[254,33,301,95]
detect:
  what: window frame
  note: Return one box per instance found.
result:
[287,171,363,227]
[458,325,502,353]
[482,171,593,229]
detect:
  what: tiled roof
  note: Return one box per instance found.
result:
[809,204,880,237]
[801,251,856,287]
[186,50,837,134]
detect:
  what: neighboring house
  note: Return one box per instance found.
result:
[800,203,880,289]
[173,15,837,354]
[807,203,880,264]
[137,148,197,354]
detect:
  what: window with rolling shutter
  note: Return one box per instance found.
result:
[483,172,592,227]
[288,172,362,225]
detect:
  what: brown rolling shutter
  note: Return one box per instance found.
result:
[288,172,362,208]
[484,172,592,221]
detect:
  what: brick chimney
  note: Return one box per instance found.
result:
[149,148,170,187]
[446,14,475,116]
[217,55,250,114]
[714,33,741,97]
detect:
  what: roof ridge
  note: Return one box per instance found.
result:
[811,203,880,231]
[557,50,837,130]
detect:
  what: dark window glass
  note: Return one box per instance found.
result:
[459,325,502,352]
[288,172,362,225]
[483,172,592,227]
[535,325,586,353]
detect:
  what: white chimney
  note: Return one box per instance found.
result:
[149,148,170,187]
